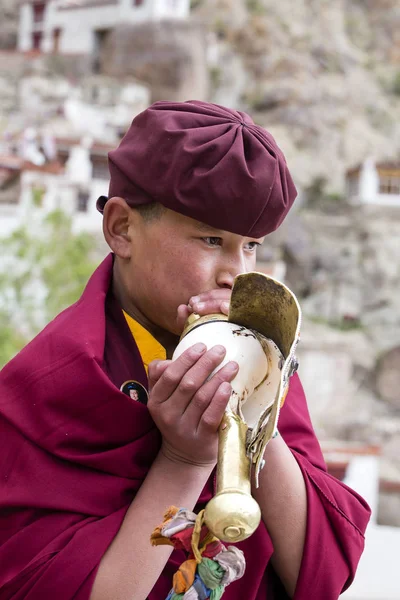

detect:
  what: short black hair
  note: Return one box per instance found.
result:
[133,202,165,222]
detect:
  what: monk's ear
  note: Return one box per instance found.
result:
[102,197,133,259]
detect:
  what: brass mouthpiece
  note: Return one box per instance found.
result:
[204,413,261,542]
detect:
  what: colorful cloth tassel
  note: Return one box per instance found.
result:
[151,507,246,600]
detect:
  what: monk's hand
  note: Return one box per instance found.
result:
[176,289,232,333]
[147,344,238,467]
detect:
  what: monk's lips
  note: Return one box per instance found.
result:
[96,100,297,238]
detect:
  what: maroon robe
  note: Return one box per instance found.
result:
[0,255,370,599]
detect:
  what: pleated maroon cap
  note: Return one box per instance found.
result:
[97,100,297,237]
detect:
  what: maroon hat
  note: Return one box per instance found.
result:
[97,100,297,237]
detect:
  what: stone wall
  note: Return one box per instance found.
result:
[102,20,209,102]
[285,204,400,525]
[191,0,400,193]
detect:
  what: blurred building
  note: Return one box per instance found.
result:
[346,159,400,207]
[323,443,400,600]
[18,0,190,57]
[0,137,111,237]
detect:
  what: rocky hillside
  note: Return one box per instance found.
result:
[2,0,400,193]
[192,0,400,193]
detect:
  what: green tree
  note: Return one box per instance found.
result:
[0,311,28,368]
[0,210,101,368]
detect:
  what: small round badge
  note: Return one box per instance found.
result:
[120,380,149,405]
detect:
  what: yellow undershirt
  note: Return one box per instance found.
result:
[123,310,166,374]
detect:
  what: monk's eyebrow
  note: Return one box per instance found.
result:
[194,221,224,234]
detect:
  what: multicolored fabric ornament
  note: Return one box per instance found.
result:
[151,507,246,599]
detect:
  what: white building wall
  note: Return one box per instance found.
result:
[151,0,190,20]
[72,179,105,234]
[18,4,33,52]
[341,457,400,600]
[43,4,121,54]
[350,159,400,207]
[0,170,106,238]
[363,193,400,207]
[0,206,20,238]
[19,0,190,54]
[359,158,380,203]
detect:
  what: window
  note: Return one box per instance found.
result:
[346,175,358,198]
[53,28,61,53]
[33,2,46,23]
[32,32,42,50]
[92,158,109,180]
[77,190,90,212]
[93,29,111,74]
[379,174,400,195]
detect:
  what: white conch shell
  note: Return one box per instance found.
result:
[172,320,283,432]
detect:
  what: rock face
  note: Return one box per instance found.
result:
[0,0,18,50]
[102,21,209,103]
[192,0,400,193]
[296,206,400,353]
[375,347,400,409]
[280,204,400,525]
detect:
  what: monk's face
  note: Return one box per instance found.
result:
[113,206,264,336]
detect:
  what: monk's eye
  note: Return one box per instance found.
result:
[203,237,222,247]
[245,242,261,251]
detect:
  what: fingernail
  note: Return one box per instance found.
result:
[191,296,200,304]
[221,301,229,312]
[226,361,239,372]
[220,382,231,394]
[213,345,226,356]
[192,342,206,354]
[194,302,205,311]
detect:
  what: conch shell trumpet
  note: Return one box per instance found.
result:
[172,272,301,543]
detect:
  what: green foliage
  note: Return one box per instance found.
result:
[309,314,364,332]
[212,18,229,40]
[0,310,28,367]
[392,71,400,96]
[209,66,222,92]
[246,0,265,15]
[304,176,345,211]
[190,0,203,9]
[32,186,45,208]
[0,210,99,368]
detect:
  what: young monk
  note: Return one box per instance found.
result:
[0,101,370,600]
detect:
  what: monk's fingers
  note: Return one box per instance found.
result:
[189,288,232,303]
[197,382,233,435]
[149,343,208,406]
[189,289,231,316]
[176,304,193,334]
[151,345,228,426]
[148,360,171,390]
[183,361,238,427]
[189,289,231,312]
[189,298,230,317]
